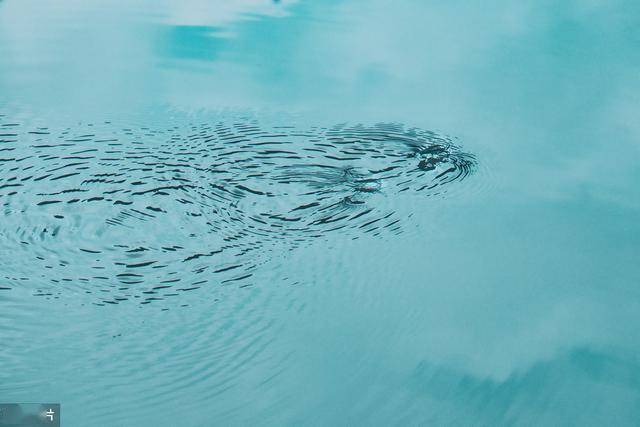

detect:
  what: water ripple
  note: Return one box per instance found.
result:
[0,114,476,305]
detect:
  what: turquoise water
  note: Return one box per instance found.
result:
[1,1,639,425]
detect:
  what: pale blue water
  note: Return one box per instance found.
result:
[1,1,639,426]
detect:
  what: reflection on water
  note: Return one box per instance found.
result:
[1,0,640,425]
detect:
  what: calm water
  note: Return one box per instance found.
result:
[1,1,639,426]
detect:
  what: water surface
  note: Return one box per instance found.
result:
[1,0,639,425]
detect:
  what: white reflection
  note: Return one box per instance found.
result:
[158,0,295,27]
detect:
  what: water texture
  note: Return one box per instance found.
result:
[0,116,473,306]
[1,0,640,426]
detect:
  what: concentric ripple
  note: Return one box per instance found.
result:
[0,114,476,305]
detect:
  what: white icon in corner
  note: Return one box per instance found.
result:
[45,408,55,422]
